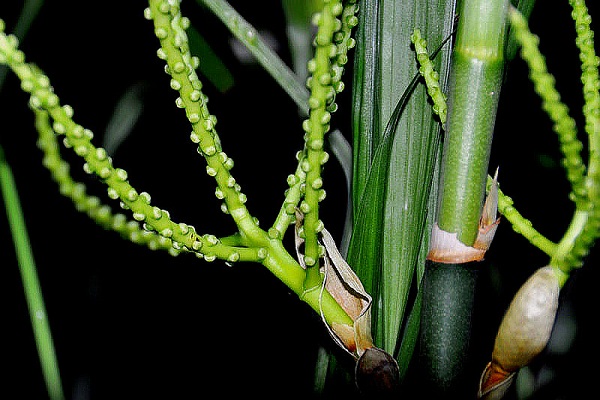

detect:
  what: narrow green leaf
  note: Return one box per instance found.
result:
[0,145,65,400]
[394,284,422,379]
[348,0,457,362]
[350,0,380,214]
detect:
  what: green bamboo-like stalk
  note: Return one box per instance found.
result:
[419,0,510,396]
[436,0,508,246]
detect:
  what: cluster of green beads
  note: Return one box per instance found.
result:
[509,7,587,207]
[565,0,600,267]
[571,0,600,152]
[34,109,180,254]
[146,0,266,248]
[266,1,358,255]
[298,0,347,273]
[0,21,261,264]
[326,0,359,111]
[506,5,600,272]
[411,29,448,124]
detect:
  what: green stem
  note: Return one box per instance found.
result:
[436,0,508,246]
[509,3,600,274]
[0,145,65,400]
[149,0,277,255]
[557,0,600,272]
[551,209,588,272]
[270,156,306,240]
[262,239,353,327]
[420,1,508,394]
[1,2,354,332]
[34,109,183,255]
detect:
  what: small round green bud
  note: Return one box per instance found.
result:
[139,192,151,203]
[257,248,268,260]
[206,166,217,176]
[268,228,281,240]
[133,212,146,222]
[170,79,182,90]
[154,28,168,39]
[188,113,201,124]
[160,228,173,238]
[221,203,229,214]
[206,235,219,245]
[304,256,316,267]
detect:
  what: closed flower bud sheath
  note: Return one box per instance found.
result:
[478,266,560,399]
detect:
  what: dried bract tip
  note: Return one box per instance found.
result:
[428,173,500,262]
[477,168,500,249]
[477,362,515,400]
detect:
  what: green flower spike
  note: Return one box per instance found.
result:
[144,0,355,329]
[0,23,257,264]
[34,108,179,254]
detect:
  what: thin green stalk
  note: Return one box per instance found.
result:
[555,0,600,272]
[0,145,65,400]
[508,6,585,207]
[281,0,324,87]
[0,0,43,90]
[34,109,181,255]
[436,0,508,245]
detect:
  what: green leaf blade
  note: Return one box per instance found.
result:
[348,0,457,372]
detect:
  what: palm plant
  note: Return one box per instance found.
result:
[1,0,598,398]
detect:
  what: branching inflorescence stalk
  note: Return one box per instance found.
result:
[508,2,600,279]
[0,0,363,330]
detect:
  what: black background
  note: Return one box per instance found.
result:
[1,1,598,398]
